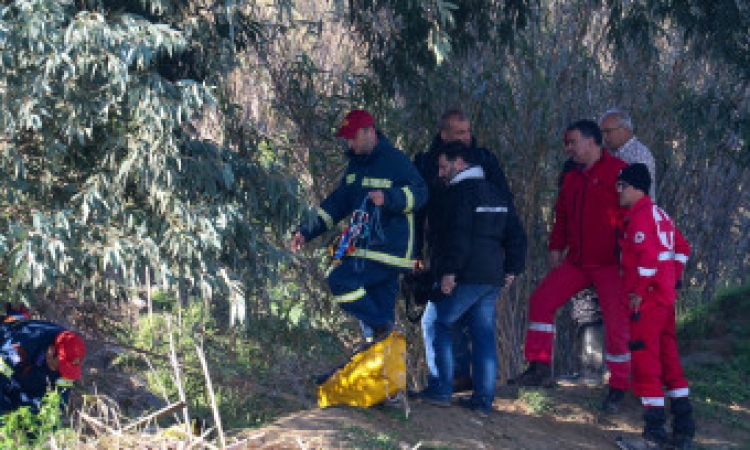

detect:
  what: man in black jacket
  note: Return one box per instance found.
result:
[416,142,526,415]
[413,109,515,393]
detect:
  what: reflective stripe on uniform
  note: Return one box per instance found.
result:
[318,208,334,230]
[476,206,508,212]
[0,358,12,379]
[528,322,554,333]
[674,253,688,264]
[334,287,366,303]
[666,387,689,398]
[363,177,392,189]
[606,352,631,363]
[402,187,414,212]
[642,397,665,407]
[658,251,674,261]
[638,267,657,277]
[405,213,414,261]
[56,378,74,388]
[350,249,414,269]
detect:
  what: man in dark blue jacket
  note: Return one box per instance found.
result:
[1,319,86,414]
[416,141,526,415]
[413,109,515,392]
[291,109,428,342]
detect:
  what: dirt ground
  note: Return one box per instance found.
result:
[63,298,749,450]
[226,382,750,449]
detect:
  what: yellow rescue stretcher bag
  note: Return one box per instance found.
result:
[317,330,406,408]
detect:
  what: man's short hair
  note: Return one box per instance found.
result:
[600,108,634,131]
[436,141,475,164]
[567,120,603,146]
[439,109,469,131]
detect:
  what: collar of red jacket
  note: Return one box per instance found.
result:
[624,195,653,221]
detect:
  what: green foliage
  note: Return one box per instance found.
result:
[0,0,303,323]
[340,425,401,450]
[347,0,531,92]
[519,388,555,415]
[678,284,750,431]
[678,284,750,341]
[685,351,750,432]
[0,390,66,449]
[114,296,346,429]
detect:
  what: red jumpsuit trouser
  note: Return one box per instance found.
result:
[630,295,689,407]
[524,260,631,390]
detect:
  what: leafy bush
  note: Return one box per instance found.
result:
[678,284,750,341]
[519,389,554,416]
[0,390,67,449]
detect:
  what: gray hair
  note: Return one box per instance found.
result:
[600,108,634,131]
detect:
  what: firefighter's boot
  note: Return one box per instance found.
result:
[670,397,696,450]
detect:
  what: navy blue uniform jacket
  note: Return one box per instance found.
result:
[0,320,73,414]
[301,133,428,270]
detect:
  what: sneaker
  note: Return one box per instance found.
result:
[412,390,451,408]
[457,396,491,418]
[615,436,666,450]
[601,387,626,413]
[510,362,554,387]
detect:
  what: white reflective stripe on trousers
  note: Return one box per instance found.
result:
[642,397,665,407]
[528,322,555,333]
[666,387,689,398]
[606,352,631,363]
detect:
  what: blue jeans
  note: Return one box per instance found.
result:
[427,284,500,409]
[422,302,471,383]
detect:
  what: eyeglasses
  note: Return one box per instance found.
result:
[616,181,629,190]
[601,125,622,134]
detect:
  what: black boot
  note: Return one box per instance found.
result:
[453,376,473,393]
[601,386,626,413]
[511,362,554,387]
[670,397,696,449]
[616,406,668,449]
[643,407,668,443]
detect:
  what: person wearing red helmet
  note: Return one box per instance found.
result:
[0,319,85,414]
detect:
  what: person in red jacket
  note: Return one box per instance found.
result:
[614,163,695,450]
[514,119,631,413]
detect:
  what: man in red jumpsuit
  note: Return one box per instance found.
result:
[514,119,631,413]
[614,163,695,450]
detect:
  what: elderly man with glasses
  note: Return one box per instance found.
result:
[600,109,657,199]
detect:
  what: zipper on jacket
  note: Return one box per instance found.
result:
[579,176,588,265]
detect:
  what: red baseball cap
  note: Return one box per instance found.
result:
[336,109,375,139]
[54,331,86,380]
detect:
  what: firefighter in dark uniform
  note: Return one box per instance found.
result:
[290,109,428,342]
[1,317,86,414]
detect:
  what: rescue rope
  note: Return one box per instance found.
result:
[331,195,385,272]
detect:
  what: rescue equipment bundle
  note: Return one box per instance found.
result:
[317,330,406,408]
[332,198,370,261]
[330,197,385,265]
